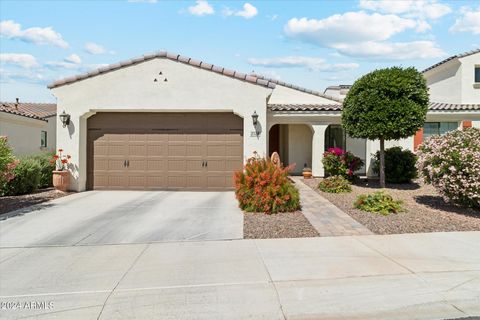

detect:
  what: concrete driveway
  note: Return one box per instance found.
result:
[0,191,243,247]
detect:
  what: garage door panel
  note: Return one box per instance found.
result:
[206,145,226,156]
[225,145,243,158]
[87,112,243,190]
[147,176,166,189]
[147,144,167,157]
[186,159,202,171]
[147,159,166,171]
[107,175,127,189]
[225,159,242,171]
[206,159,225,171]
[168,159,186,171]
[108,159,126,171]
[168,176,186,188]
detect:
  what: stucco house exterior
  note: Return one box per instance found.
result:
[0,100,57,155]
[48,50,480,191]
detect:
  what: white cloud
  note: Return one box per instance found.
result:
[267,14,278,21]
[64,54,81,64]
[284,12,416,45]
[0,53,39,68]
[0,20,68,48]
[0,68,45,83]
[224,3,258,19]
[188,0,214,16]
[248,56,359,71]
[332,41,445,60]
[415,20,431,33]
[84,42,107,55]
[450,6,480,35]
[359,0,451,20]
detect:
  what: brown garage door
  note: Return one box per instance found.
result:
[87,112,243,190]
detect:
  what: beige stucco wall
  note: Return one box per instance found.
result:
[424,52,479,104]
[286,124,312,175]
[425,61,462,103]
[0,112,56,156]
[459,53,480,103]
[51,58,273,191]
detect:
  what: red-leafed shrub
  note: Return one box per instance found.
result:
[234,156,300,214]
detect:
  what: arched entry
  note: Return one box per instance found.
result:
[268,124,313,175]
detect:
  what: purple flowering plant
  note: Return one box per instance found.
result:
[322,147,364,180]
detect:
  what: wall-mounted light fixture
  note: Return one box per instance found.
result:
[252,111,258,126]
[59,110,70,128]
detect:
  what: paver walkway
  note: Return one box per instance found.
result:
[291,176,372,236]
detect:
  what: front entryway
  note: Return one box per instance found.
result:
[87,112,243,190]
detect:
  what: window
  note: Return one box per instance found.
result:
[325,125,345,150]
[423,122,458,139]
[475,66,480,83]
[41,131,47,148]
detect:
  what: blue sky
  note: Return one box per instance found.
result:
[1,0,479,103]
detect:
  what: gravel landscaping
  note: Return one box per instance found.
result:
[303,178,480,235]
[0,188,71,217]
[244,211,319,239]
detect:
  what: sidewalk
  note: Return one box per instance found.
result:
[291,176,373,236]
[1,232,479,319]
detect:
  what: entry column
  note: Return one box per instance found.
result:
[311,124,329,177]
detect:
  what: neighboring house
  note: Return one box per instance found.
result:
[323,85,351,102]
[0,100,57,155]
[417,48,480,148]
[48,51,480,191]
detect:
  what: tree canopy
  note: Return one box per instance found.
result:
[342,67,429,140]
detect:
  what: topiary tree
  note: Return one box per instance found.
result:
[342,67,428,188]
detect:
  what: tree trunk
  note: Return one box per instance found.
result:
[379,138,385,188]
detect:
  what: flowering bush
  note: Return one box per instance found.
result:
[0,136,18,186]
[51,149,71,171]
[417,128,480,209]
[234,155,300,214]
[318,175,352,193]
[322,147,363,179]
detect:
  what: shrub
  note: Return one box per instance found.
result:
[234,155,300,214]
[318,175,352,193]
[354,192,403,215]
[372,147,417,183]
[416,128,480,209]
[2,158,41,196]
[0,136,18,187]
[322,147,363,180]
[29,152,55,188]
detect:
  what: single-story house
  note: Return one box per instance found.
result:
[48,50,480,191]
[0,99,57,155]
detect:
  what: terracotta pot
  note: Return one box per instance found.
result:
[302,171,312,179]
[52,170,70,192]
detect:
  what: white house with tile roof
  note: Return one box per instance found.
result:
[48,51,480,191]
[0,100,57,155]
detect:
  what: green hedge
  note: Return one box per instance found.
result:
[1,152,55,196]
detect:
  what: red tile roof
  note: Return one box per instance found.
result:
[48,51,277,90]
[0,102,56,121]
[269,102,480,112]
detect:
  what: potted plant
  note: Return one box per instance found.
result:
[302,165,312,179]
[51,149,71,191]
